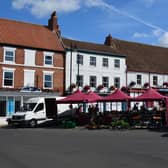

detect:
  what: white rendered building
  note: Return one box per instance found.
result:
[62,37,127,94]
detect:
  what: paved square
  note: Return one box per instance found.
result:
[0,128,168,168]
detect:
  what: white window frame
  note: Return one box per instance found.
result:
[76,75,83,87]
[44,52,54,67]
[153,76,158,86]
[102,58,109,67]
[90,76,97,88]
[114,59,120,68]
[90,56,96,66]
[2,67,15,88]
[102,76,109,88]
[3,47,16,64]
[114,77,120,88]
[137,74,142,85]
[77,54,83,65]
[43,71,54,89]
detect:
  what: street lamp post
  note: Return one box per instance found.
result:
[77,54,80,88]
[70,43,73,93]
[70,43,77,93]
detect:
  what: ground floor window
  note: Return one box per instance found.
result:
[3,70,14,87]
[43,72,53,89]
[0,96,21,117]
[137,74,142,85]
[90,76,97,88]
[76,75,83,87]
[102,76,109,88]
[114,77,120,88]
[153,76,158,86]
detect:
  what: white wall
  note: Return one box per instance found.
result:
[127,71,168,88]
[65,50,126,91]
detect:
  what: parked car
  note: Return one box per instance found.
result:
[20,86,41,92]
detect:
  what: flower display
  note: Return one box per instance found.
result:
[143,82,150,88]
[83,85,90,92]
[97,84,104,90]
[69,83,76,90]
[109,85,115,91]
[129,81,136,87]
[163,82,168,87]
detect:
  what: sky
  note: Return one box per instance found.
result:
[1,0,168,47]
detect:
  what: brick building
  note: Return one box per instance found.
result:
[0,12,65,117]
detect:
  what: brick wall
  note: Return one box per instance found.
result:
[0,46,64,94]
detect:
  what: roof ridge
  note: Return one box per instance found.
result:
[62,37,105,46]
[113,37,168,50]
[0,17,47,29]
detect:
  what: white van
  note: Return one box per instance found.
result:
[7,97,71,127]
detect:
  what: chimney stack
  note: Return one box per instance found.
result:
[104,34,113,46]
[48,11,61,36]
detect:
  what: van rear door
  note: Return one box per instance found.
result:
[45,98,57,119]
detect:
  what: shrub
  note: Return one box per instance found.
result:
[111,120,130,129]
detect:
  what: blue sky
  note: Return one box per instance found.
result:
[1,0,168,47]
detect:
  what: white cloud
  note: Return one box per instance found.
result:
[12,0,109,18]
[133,32,149,38]
[12,0,166,38]
[12,0,81,18]
[12,0,31,9]
[84,0,110,8]
[159,32,168,47]
[152,29,162,37]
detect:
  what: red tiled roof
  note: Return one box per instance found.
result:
[62,37,124,56]
[0,18,64,52]
[112,38,168,74]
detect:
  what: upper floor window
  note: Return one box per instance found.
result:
[44,52,54,66]
[102,76,109,88]
[90,56,96,66]
[76,75,83,87]
[114,77,120,88]
[4,47,16,63]
[77,54,83,65]
[114,59,120,68]
[43,71,53,89]
[45,55,53,65]
[102,58,108,67]
[137,74,142,85]
[90,76,97,87]
[3,68,15,87]
[153,76,158,86]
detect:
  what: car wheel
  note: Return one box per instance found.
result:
[29,119,37,128]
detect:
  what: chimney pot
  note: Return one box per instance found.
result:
[104,34,113,46]
[48,11,61,36]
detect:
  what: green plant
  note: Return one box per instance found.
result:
[111,120,130,129]
[62,120,76,128]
